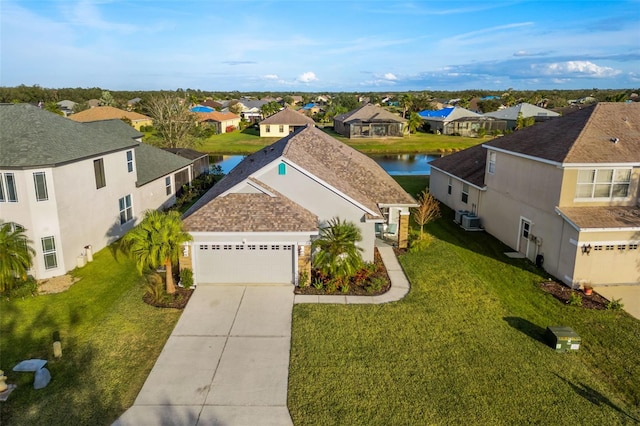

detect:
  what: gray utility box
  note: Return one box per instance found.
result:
[546,326,581,352]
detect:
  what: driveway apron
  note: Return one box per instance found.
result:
[114,285,294,426]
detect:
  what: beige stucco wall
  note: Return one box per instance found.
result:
[429,168,482,215]
[220,118,241,133]
[573,230,640,285]
[259,124,290,137]
[559,167,640,207]
[131,118,153,131]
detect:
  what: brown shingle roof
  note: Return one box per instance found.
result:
[485,102,640,164]
[334,103,407,124]
[183,126,416,230]
[557,206,640,229]
[429,144,487,188]
[260,108,315,126]
[69,106,151,123]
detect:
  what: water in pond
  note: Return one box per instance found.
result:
[210,153,439,175]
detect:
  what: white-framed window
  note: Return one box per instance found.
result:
[118,194,133,225]
[447,177,452,195]
[593,245,603,251]
[575,168,631,199]
[629,244,638,250]
[41,236,58,270]
[248,245,256,250]
[259,244,268,250]
[33,172,48,201]
[126,150,134,173]
[223,244,232,250]
[199,245,208,250]
[461,183,469,204]
[0,173,18,202]
[165,176,172,196]
[279,125,284,133]
[488,151,496,174]
[272,245,280,250]
[265,125,270,133]
[94,158,106,189]
[235,245,244,250]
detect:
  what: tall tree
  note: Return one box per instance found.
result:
[145,94,198,148]
[99,90,115,106]
[0,222,35,293]
[121,210,192,294]
[401,93,414,118]
[311,217,363,282]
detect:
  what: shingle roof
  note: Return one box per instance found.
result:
[196,111,240,122]
[0,103,138,168]
[69,106,151,123]
[484,103,559,120]
[334,103,407,124]
[429,144,487,188]
[484,102,640,164]
[260,108,315,126]
[84,120,191,186]
[557,206,640,229]
[419,107,482,122]
[183,125,416,230]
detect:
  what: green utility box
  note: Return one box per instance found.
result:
[546,326,581,352]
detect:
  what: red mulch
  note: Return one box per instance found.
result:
[143,287,194,309]
[539,280,609,309]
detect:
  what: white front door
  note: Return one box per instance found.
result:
[519,218,531,257]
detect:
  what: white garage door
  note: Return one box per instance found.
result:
[195,243,294,284]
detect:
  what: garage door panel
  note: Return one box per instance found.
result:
[196,244,294,284]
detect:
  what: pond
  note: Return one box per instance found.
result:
[210,153,440,175]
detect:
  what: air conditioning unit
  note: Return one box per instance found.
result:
[461,214,481,230]
[455,210,469,224]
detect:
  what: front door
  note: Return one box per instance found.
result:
[519,218,531,257]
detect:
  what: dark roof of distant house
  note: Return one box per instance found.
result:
[201,100,223,109]
[334,103,407,124]
[429,144,487,188]
[484,102,640,164]
[0,103,137,168]
[260,108,315,126]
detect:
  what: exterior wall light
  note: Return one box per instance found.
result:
[581,244,592,255]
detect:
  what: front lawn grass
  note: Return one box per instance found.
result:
[0,248,182,425]
[288,206,640,424]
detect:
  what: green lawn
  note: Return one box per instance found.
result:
[288,184,640,424]
[0,248,182,425]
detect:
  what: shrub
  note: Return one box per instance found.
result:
[367,276,387,293]
[179,268,193,289]
[3,277,38,299]
[606,298,624,310]
[298,270,309,287]
[312,279,323,290]
[477,128,487,138]
[568,292,582,307]
[144,272,169,304]
[225,125,236,133]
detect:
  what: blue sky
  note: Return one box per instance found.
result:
[1,0,639,92]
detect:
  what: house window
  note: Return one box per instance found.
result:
[41,236,58,270]
[212,245,221,250]
[118,195,133,225]
[593,245,603,251]
[126,150,134,173]
[279,125,284,132]
[248,245,256,250]
[575,169,631,199]
[199,245,208,250]
[235,245,244,250]
[278,163,286,175]
[165,176,172,196]
[1,173,18,202]
[94,159,106,189]
[605,245,614,251]
[33,172,48,201]
[629,244,638,250]
[265,125,270,133]
[259,244,268,250]
[272,245,280,250]
[223,244,232,250]
[488,152,496,174]
[461,183,469,204]
[283,245,293,250]
[447,177,452,195]
[522,222,530,239]
[618,245,626,251]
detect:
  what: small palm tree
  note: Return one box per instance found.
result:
[407,112,423,135]
[0,222,35,293]
[312,217,363,282]
[122,210,192,294]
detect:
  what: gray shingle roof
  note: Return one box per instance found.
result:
[183,125,416,231]
[558,206,640,229]
[0,103,138,168]
[334,103,407,124]
[429,144,487,188]
[484,103,559,120]
[484,102,640,164]
[260,108,315,126]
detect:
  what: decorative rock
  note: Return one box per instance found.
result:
[34,367,51,389]
[0,370,7,392]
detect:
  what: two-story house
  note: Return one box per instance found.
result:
[0,104,193,280]
[430,102,640,287]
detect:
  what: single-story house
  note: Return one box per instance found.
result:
[259,108,316,137]
[419,107,506,136]
[57,100,77,117]
[196,111,241,134]
[69,106,153,130]
[484,103,560,129]
[181,125,417,285]
[333,104,407,138]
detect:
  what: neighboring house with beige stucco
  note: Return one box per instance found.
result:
[196,111,241,134]
[69,106,153,130]
[430,102,640,288]
[1,104,193,280]
[259,107,315,137]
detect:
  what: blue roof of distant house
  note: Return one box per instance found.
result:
[480,96,500,101]
[302,103,316,110]
[418,107,454,118]
[190,106,214,113]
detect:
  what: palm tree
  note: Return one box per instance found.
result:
[311,217,363,282]
[0,222,35,293]
[122,210,192,294]
[407,112,423,135]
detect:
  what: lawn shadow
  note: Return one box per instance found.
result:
[554,373,639,423]
[503,316,548,345]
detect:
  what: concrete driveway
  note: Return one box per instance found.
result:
[114,285,294,426]
[595,285,640,320]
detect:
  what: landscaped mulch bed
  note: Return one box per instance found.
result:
[294,248,391,296]
[539,280,609,309]
[143,287,194,309]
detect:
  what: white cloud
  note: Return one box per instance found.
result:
[535,61,621,77]
[384,73,398,80]
[297,71,318,83]
[263,74,279,80]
